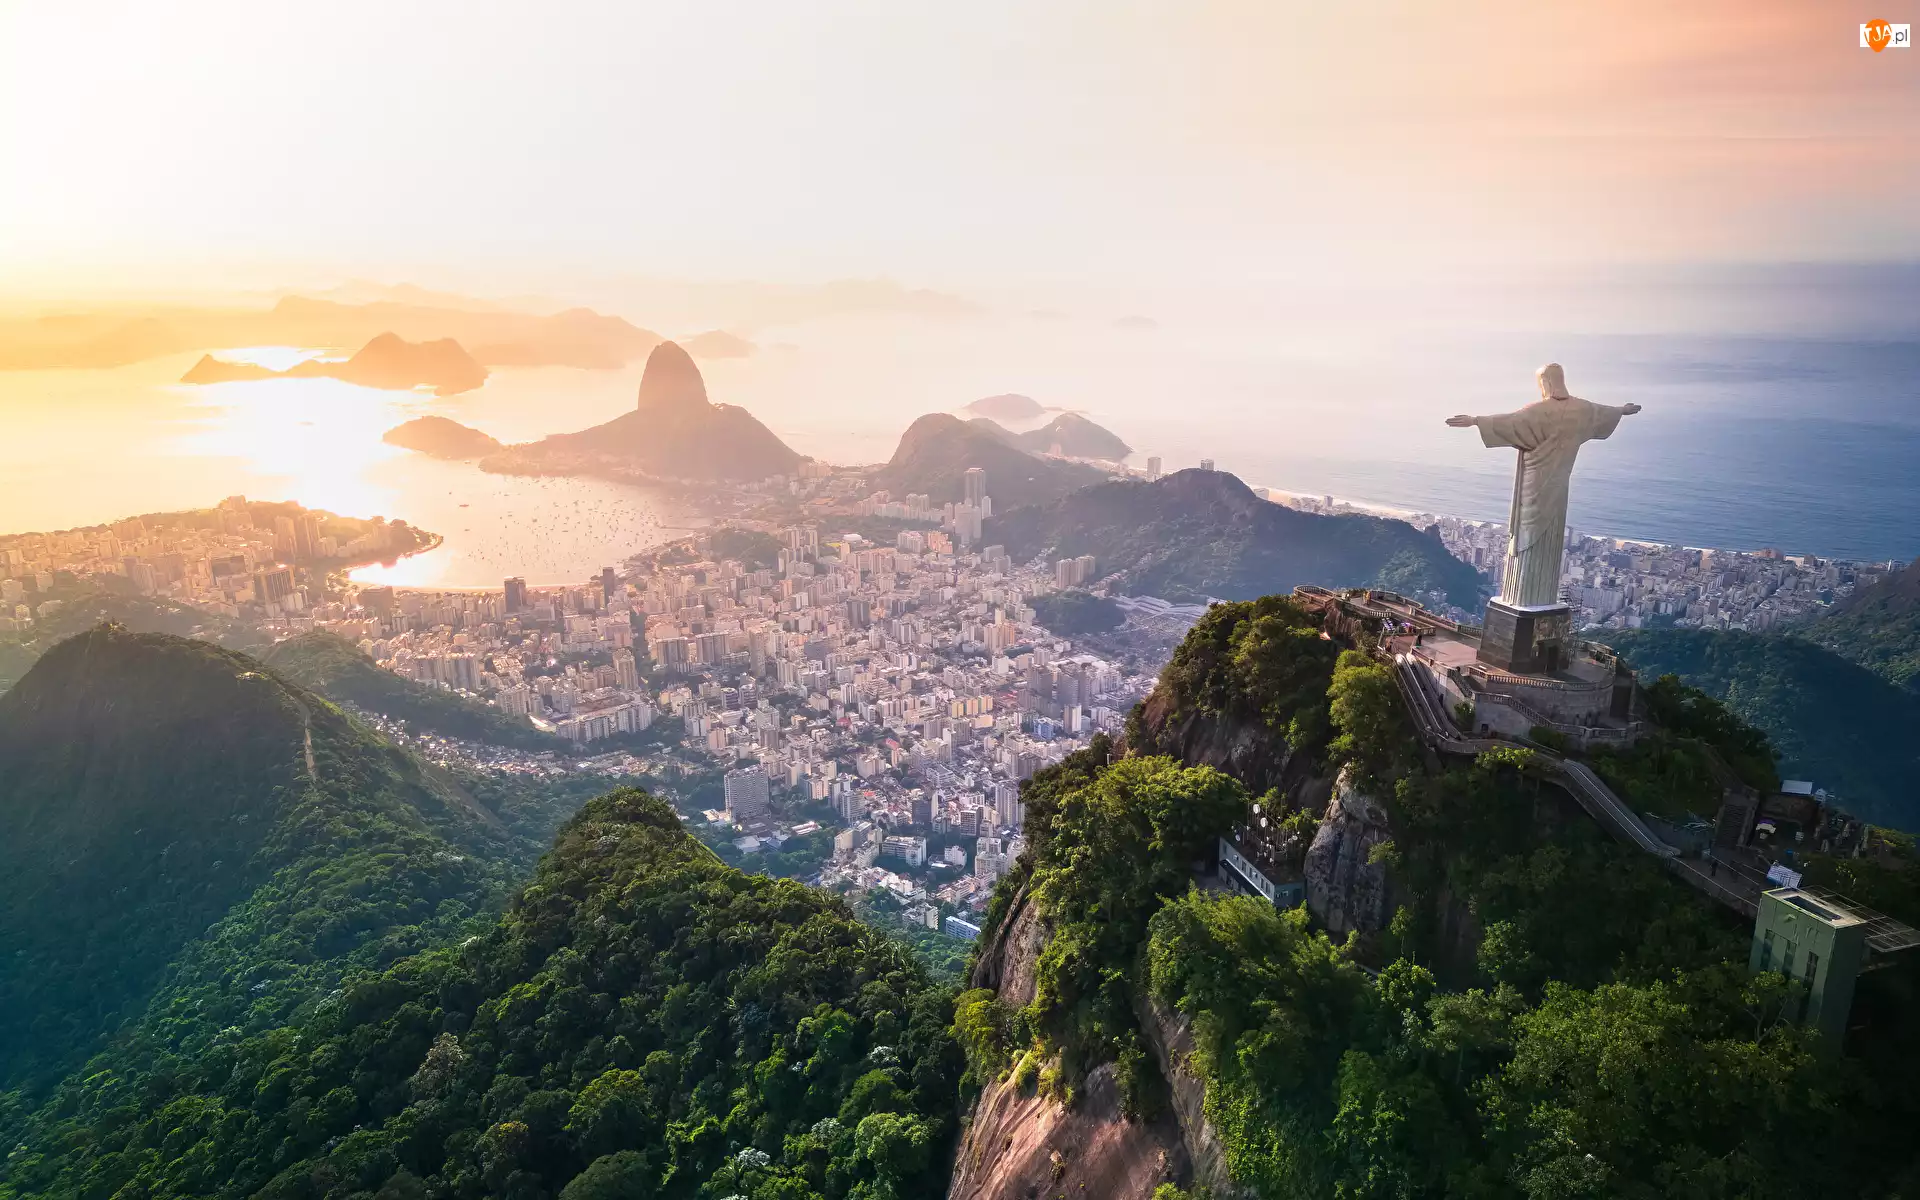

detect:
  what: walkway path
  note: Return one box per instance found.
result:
[1391,654,1683,860]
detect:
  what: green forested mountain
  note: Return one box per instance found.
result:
[988,468,1485,606]
[872,413,1110,509]
[10,590,1920,1200]
[265,631,561,750]
[8,789,964,1200]
[955,600,1920,1199]
[1605,628,1920,830]
[1807,556,1920,693]
[0,627,524,1104]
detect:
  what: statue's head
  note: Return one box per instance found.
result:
[1536,363,1571,401]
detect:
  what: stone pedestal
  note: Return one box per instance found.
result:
[1477,599,1572,674]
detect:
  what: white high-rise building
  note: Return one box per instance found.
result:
[724,766,772,825]
[992,779,1023,830]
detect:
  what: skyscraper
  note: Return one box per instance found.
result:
[600,566,618,602]
[1200,458,1215,472]
[504,577,528,614]
[1146,456,1162,482]
[963,466,987,509]
[993,779,1023,829]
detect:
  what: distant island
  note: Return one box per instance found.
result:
[680,329,756,359]
[382,415,504,458]
[962,393,1048,422]
[182,333,489,395]
[482,340,802,482]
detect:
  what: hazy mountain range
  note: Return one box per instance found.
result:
[0,294,660,371]
[183,332,490,395]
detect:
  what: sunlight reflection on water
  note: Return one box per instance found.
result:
[0,351,681,587]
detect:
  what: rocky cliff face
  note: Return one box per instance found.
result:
[1140,998,1247,1199]
[949,1063,1190,1200]
[1304,764,1396,938]
[1132,684,1306,801]
[633,339,709,413]
[967,878,1046,1007]
[955,879,1200,1200]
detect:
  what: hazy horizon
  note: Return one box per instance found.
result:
[5,2,1918,308]
[4,2,1917,568]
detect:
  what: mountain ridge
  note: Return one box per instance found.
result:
[1806,555,1920,692]
[1603,626,1920,829]
[989,468,1485,606]
[264,629,561,750]
[1012,412,1132,460]
[0,626,521,1098]
[873,412,1111,509]
[486,339,802,481]
[181,332,490,395]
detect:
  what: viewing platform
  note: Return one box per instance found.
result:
[1292,586,1642,751]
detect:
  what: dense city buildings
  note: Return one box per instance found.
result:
[0,497,425,632]
[6,468,1895,931]
[1269,491,1896,633]
[0,476,1155,928]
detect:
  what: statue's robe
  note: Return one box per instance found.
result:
[1477,396,1630,608]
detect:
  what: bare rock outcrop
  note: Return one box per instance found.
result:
[1304,764,1395,937]
[1132,686,1305,801]
[968,877,1046,1007]
[1140,998,1247,1199]
[948,1063,1190,1200]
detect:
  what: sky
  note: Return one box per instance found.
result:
[3,1,1917,302]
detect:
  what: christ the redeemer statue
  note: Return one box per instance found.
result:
[1447,363,1640,611]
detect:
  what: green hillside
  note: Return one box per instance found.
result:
[10,789,964,1200]
[1028,589,1124,635]
[989,468,1485,607]
[1806,556,1920,693]
[1005,600,1920,1199]
[0,628,524,1105]
[264,630,561,750]
[1605,628,1920,831]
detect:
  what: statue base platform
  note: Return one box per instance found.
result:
[1477,599,1572,675]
